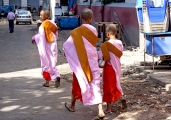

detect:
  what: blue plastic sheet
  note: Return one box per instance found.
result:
[0,5,15,14]
[146,35,171,56]
[59,16,79,30]
[146,0,167,22]
[136,0,168,23]
[137,8,143,22]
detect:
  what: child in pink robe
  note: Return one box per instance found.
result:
[32,10,60,88]
[98,24,127,114]
[63,8,105,120]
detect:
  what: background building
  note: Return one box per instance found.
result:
[0,0,142,47]
[76,0,142,48]
[1,0,43,11]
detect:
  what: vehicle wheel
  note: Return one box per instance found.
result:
[30,22,32,24]
[16,22,19,25]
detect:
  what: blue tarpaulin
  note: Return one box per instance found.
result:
[59,16,80,30]
[0,5,15,14]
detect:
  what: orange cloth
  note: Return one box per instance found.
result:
[41,20,58,43]
[72,73,83,102]
[71,26,98,82]
[100,41,122,61]
[103,63,122,102]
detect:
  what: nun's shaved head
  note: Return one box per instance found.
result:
[40,9,50,20]
[106,24,117,35]
[81,8,93,21]
[41,10,50,17]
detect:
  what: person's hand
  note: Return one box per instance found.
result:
[32,40,36,45]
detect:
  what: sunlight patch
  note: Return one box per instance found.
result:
[34,93,43,97]
[48,89,64,93]
[59,96,71,99]
[33,106,42,109]
[26,81,35,84]
[0,105,20,112]
[44,106,51,110]
[115,111,140,120]
[19,106,29,110]
[2,100,14,104]
[166,116,171,120]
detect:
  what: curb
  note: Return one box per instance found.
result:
[148,74,166,87]
[122,63,171,92]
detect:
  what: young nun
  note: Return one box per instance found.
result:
[63,8,105,120]
[98,24,127,114]
[32,10,60,88]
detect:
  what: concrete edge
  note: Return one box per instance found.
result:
[121,64,171,91]
[148,75,166,87]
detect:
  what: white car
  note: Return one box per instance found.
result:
[15,9,27,16]
[15,10,32,24]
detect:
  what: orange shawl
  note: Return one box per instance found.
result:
[100,41,122,61]
[71,26,98,82]
[41,20,58,43]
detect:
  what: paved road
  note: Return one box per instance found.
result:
[0,22,40,73]
[0,22,102,120]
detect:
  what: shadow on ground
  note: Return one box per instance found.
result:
[0,74,98,120]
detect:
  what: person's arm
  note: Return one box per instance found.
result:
[31,35,36,45]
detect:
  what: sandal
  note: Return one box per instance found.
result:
[55,77,60,88]
[64,102,75,112]
[94,116,105,120]
[42,83,49,87]
[121,99,127,111]
[104,111,113,115]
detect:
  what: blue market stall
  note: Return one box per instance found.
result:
[143,32,171,71]
[55,0,79,30]
[0,5,15,16]
[136,0,171,71]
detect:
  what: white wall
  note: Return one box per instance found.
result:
[61,6,67,14]
[49,0,55,21]
[21,0,27,7]
[3,0,9,5]
[50,0,68,21]
[55,0,60,5]
[40,0,43,6]
[54,0,68,15]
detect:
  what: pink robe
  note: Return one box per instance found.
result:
[98,39,124,95]
[32,20,60,80]
[63,24,102,106]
